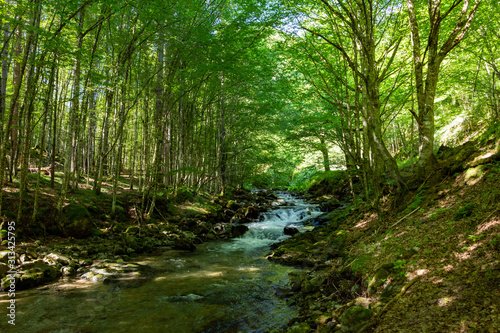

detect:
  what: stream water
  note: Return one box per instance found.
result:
[0,193,321,333]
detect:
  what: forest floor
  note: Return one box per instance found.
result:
[269,136,500,332]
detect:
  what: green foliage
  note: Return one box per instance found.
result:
[173,187,195,204]
[403,187,428,214]
[454,203,477,220]
[489,235,500,250]
[392,259,408,278]
[468,233,484,243]
[307,170,347,196]
[287,167,321,192]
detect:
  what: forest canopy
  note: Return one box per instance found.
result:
[0,0,498,222]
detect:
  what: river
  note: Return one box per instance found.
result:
[0,193,321,333]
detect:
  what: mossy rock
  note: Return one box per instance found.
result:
[339,306,373,332]
[112,205,128,221]
[63,203,90,220]
[288,322,311,333]
[62,204,93,239]
[17,263,59,290]
[231,224,249,237]
[173,187,195,203]
[368,266,391,296]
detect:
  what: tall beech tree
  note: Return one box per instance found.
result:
[406,0,481,179]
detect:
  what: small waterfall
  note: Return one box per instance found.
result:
[228,193,322,251]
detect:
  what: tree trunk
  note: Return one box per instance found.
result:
[319,136,330,172]
[406,0,480,180]
[57,8,85,213]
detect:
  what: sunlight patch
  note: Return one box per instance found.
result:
[415,269,429,276]
[354,219,370,229]
[437,296,456,307]
[470,151,494,165]
[455,251,471,261]
[477,218,500,233]
[237,266,261,272]
[431,278,444,284]
[154,276,167,281]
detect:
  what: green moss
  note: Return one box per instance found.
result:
[489,235,500,250]
[63,204,91,221]
[173,187,195,203]
[454,203,477,220]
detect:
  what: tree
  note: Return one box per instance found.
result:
[406,0,481,179]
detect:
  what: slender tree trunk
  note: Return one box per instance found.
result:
[58,8,85,213]
[17,0,42,223]
[0,19,33,216]
[32,57,56,231]
[50,67,59,188]
[319,136,330,172]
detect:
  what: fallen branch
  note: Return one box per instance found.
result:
[390,206,420,228]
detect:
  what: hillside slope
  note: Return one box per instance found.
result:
[269,137,500,332]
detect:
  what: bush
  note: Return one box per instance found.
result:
[288,168,321,193]
[307,170,347,196]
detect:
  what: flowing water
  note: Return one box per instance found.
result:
[0,193,321,333]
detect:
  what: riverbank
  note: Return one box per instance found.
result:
[268,138,500,332]
[0,192,316,332]
[0,185,279,291]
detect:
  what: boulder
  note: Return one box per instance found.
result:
[231,225,249,238]
[17,262,60,290]
[284,226,299,236]
[44,253,71,266]
[63,204,93,238]
[319,197,341,212]
[339,306,373,332]
[173,238,196,252]
[61,266,76,276]
[244,206,260,219]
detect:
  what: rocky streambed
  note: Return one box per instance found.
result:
[0,189,281,292]
[0,191,327,332]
